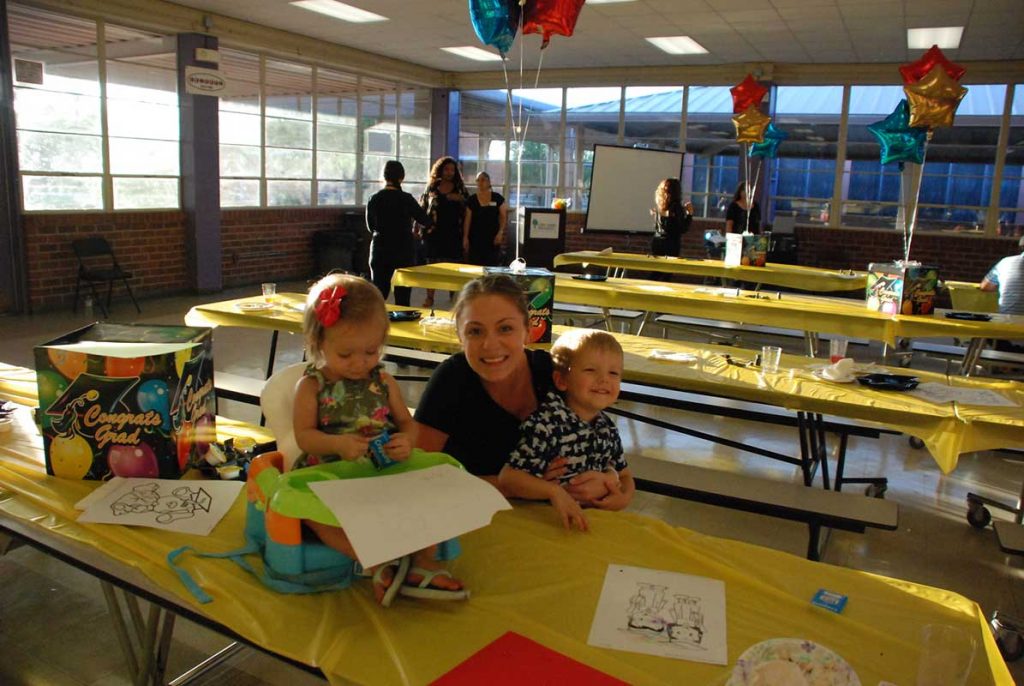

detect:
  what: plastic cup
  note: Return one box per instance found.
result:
[262,282,277,303]
[915,624,976,686]
[761,346,782,374]
[829,337,849,363]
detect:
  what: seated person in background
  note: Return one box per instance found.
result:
[498,329,635,531]
[981,235,1024,354]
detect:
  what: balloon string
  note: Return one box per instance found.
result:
[518,48,545,153]
[743,143,751,233]
[905,137,929,263]
[747,157,762,234]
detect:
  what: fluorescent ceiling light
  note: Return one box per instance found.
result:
[290,0,387,23]
[587,0,637,4]
[907,26,963,49]
[645,36,708,55]
[441,46,503,61]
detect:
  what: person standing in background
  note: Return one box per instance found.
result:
[365,160,432,307]
[463,171,508,266]
[650,178,692,259]
[725,182,761,235]
[419,157,469,307]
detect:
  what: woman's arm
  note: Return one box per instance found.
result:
[496,201,508,246]
[463,206,473,256]
[382,372,416,460]
[498,465,588,531]
[293,376,369,460]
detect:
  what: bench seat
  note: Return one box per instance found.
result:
[630,455,899,560]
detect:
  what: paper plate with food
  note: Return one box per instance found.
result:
[727,638,860,686]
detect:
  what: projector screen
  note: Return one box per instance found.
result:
[584,144,685,234]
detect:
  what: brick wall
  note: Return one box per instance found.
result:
[21,209,1015,311]
[23,208,363,311]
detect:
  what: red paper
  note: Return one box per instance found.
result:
[431,631,628,685]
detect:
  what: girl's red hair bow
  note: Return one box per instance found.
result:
[314,286,346,328]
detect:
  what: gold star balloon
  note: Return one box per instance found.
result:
[904,64,968,129]
[732,105,771,143]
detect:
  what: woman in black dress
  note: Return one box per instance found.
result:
[365,160,431,306]
[650,177,692,258]
[725,182,761,235]
[419,156,468,307]
[462,171,507,266]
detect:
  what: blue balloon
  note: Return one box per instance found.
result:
[749,123,788,159]
[137,379,171,432]
[469,0,521,56]
[867,99,927,165]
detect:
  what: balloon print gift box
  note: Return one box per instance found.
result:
[484,266,555,343]
[34,323,217,480]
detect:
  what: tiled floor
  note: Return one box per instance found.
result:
[1,284,1022,685]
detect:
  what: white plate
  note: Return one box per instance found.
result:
[812,370,856,384]
[236,301,275,312]
[727,638,860,686]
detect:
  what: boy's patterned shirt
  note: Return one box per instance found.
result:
[507,390,626,482]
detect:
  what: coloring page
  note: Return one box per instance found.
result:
[76,477,242,536]
[588,564,727,665]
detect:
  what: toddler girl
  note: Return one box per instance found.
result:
[294,273,466,605]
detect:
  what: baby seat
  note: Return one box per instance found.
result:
[169,449,463,603]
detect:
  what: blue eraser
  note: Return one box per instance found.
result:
[369,429,397,470]
[811,589,848,613]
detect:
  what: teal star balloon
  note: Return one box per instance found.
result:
[867,100,927,166]
[749,123,788,159]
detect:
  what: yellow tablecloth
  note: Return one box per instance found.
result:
[0,388,1011,685]
[183,301,1024,473]
[554,250,869,292]
[392,263,1024,347]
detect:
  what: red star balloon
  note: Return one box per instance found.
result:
[732,105,771,143]
[899,44,966,85]
[730,74,768,114]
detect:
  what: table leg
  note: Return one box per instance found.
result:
[102,581,140,679]
[960,337,986,377]
[265,330,280,380]
[636,311,653,336]
[804,331,819,357]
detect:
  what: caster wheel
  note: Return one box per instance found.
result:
[909,437,925,449]
[865,484,887,499]
[967,503,992,529]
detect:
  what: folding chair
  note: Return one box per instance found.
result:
[71,236,141,318]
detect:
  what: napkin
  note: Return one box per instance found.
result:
[821,358,854,381]
[648,350,699,363]
[599,247,613,255]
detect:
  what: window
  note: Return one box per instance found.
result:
[10,4,179,210]
[772,86,842,224]
[685,86,738,218]
[997,84,1021,237]
[564,87,620,211]
[219,49,262,207]
[460,90,511,194]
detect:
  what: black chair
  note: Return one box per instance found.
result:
[71,236,141,318]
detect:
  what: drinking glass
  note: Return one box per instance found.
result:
[262,282,277,303]
[915,623,976,686]
[761,346,782,374]
[829,337,849,363]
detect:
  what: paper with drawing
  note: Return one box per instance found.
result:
[76,477,243,536]
[588,564,728,665]
[308,464,511,569]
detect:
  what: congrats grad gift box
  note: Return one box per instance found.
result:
[724,233,769,267]
[34,323,217,480]
[484,266,555,343]
[865,262,939,315]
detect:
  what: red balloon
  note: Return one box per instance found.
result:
[730,74,768,114]
[899,45,966,85]
[523,0,586,48]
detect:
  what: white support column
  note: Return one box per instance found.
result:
[985,83,1015,237]
[829,84,851,228]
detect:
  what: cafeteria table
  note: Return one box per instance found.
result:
[0,364,1012,686]
[184,297,1024,476]
[553,250,868,292]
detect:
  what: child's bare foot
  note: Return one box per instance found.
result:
[369,557,410,607]
[401,550,467,599]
